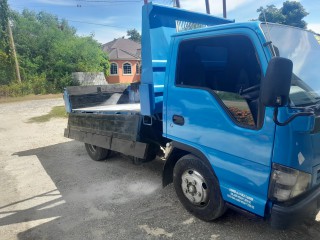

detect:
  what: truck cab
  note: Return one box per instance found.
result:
[140,3,320,228]
[163,21,320,228]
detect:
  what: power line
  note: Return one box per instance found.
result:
[11,2,142,8]
[10,8,132,29]
[75,0,142,4]
[67,19,127,29]
[76,0,142,2]
[9,1,174,31]
[10,0,143,8]
[10,0,172,9]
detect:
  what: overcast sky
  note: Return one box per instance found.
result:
[8,0,320,44]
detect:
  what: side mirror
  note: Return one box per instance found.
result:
[261,57,293,107]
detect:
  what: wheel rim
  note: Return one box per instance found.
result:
[181,169,209,206]
[88,144,97,153]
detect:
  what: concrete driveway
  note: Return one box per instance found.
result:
[0,98,319,240]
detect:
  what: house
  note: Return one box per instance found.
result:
[102,38,141,84]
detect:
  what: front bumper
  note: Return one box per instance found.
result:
[270,185,320,229]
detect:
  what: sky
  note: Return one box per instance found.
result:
[8,0,320,44]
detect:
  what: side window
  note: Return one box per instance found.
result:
[136,63,141,75]
[176,35,262,128]
[110,63,118,75]
[123,62,132,75]
[215,91,255,127]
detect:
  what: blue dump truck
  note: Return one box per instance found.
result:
[64,3,320,229]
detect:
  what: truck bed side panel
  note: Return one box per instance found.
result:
[65,113,148,159]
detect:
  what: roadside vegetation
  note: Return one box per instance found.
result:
[0,0,109,98]
[28,105,67,123]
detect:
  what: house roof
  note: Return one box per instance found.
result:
[102,38,141,60]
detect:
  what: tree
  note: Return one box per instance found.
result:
[9,10,109,91]
[257,5,285,24]
[126,29,141,43]
[281,1,308,28]
[257,1,309,29]
[0,0,15,84]
[0,0,10,53]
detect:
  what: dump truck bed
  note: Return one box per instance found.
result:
[64,83,163,160]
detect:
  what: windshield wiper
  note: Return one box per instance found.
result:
[301,98,320,111]
[313,99,320,110]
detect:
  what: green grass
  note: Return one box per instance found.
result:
[28,106,67,123]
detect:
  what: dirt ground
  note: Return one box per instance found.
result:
[0,98,319,240]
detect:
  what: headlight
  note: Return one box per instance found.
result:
[269,163,311,202]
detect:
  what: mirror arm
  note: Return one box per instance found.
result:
[273,107,314,126]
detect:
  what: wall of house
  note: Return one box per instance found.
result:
[107,60,141,84]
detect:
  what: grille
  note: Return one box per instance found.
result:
[176,20,208,32]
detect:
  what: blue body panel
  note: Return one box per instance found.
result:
[164,25,275,216]
[165,89,274,215]
[140,3,233,116]
[273,108,320,184]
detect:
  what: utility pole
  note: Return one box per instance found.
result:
[223,0,227,18]
[8,20,21,83]
[205,0,210,14]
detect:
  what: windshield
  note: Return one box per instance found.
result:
[261,23,320,107]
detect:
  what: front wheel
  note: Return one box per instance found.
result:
[85,143,111,161]
[173,154,226,221]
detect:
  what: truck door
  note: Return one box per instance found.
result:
[164,29,275,216]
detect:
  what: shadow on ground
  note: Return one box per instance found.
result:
[7,141,166,239]
[2,140,318,240]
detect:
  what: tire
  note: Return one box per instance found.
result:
[173,154,226,221]
[84,143,111,161]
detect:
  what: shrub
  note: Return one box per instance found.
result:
[29,75,47,95]
[0,76,48,97]
[0,72,79,98]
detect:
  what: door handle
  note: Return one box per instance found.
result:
[172,115,184,126]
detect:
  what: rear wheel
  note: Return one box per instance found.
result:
[85,143,111,161]
[173,154,226,221]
